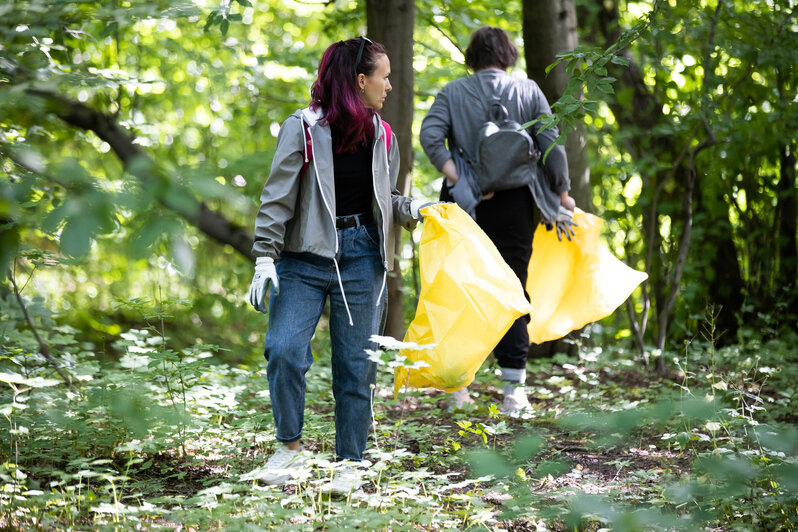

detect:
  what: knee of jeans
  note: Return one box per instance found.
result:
[265,338,312,371]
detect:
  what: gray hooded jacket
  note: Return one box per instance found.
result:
[252,107,417,271]
[419,68,570,221]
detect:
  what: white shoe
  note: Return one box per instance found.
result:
[251,446,307,486]
[501,385,531,417]
[322,461,365,496]
[447,388,475,411]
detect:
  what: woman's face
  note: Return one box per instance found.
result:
[359,54,392,110]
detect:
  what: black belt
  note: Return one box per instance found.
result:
[336,213,373,229]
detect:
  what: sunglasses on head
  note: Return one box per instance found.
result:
[354,36,373,73]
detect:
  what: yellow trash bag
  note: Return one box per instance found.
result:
[526,209,648,344]
[394,203,533,397]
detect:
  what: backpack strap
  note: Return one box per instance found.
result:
[298,107,323,177]
[474,75,509,121]
[382,120,392,158]
[299,120,312,177]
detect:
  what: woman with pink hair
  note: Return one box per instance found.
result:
[247,37,427,494]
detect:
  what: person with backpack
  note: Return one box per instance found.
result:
[419,26,576,415]
[248,37,429,494]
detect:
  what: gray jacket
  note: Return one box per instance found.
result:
[419,68,570,220]
[252,107,416,271]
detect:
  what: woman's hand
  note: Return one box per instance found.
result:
[442,158,495,199]
[560,191,576,211]
[441,159,458,186]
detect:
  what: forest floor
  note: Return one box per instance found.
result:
[2,318,797,531]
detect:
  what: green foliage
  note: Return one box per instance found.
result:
[2,291,797,530]
[1,0,797,528]
[3,0,793,359]
[589,0,798,346]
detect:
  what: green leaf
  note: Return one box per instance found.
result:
[611,55,630,66]
[129,216,165,258]
[57,159,91,187]
[532,460,571,478]
[511,434,543,463]
[467,449,512,479]
[203,10,217,31]
[42,203,69,234]
[545,58,564,75]
[596,82,615,95]
[60,215,94,257]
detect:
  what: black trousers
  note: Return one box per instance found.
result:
[442,184,535,370]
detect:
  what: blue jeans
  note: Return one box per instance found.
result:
[264,224,386,461]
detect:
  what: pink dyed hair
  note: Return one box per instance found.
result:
[310,37,387,153]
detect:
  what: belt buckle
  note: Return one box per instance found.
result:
[337,214,357,229]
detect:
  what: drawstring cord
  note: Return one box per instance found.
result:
[376,270,387,307]
[333,258,354,326]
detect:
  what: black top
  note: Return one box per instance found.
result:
[333,139,374,216]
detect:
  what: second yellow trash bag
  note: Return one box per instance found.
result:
[526,209,648,344]
[394,203,533,397]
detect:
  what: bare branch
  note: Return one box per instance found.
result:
[9,269,77,392]
[654,0,723,372]
[426,17,464,55]
[24,88,256,261]
[625,298,646,364]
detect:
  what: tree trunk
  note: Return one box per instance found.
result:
[366,0,415,340]
[698,190,745,343]
[523,0,591,210]
[777,143,798,312]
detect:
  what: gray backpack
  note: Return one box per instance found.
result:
[468,80,541,194]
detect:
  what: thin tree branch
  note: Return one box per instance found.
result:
[9,269,77,392]
[654,0,723,373]
[2,148,71,190]
[23,88,256,260]
[612,0,665,55]
[625,298,646,366]
[426,17,464,55]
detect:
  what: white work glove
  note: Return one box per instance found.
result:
[553,206,577,242]
[248,256,279,313]
[410,199,443,222]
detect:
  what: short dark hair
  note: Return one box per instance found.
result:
[464,26,519,71]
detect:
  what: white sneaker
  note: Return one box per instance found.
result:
[322,461,365,496]
[252,446,307,486]
[501,385,531,417]
[447,388,475,411]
